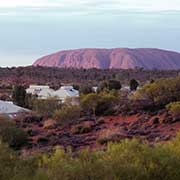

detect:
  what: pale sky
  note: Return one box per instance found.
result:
[0,0,180,10]
[0,0,180,66]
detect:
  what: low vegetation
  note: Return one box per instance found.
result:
[54,105,81,125]
[133,77,180,107]
[1,134,180,180]
[166,101,180,118]
[0,116,27,149]
[32,97,61,117]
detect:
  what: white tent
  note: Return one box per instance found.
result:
[0,100,29,115]
[26,85,51,95]
[38,88,55,100]
[26,85,79,102]
[53,86,79,102]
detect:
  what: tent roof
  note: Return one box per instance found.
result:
[0,101,29,114]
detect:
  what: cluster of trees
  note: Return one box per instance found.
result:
[133,77,180,110]
[10,79,129,123]
[81,92,119,118]
[0,66,180,91]
[80,78,139,94]
[1,133,180,180]
[32,91,119,125]
[12,76,180,124]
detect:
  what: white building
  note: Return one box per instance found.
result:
[0,100,29,118]
[26,85,79,102]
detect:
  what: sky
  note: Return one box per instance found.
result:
[0,0,180,67]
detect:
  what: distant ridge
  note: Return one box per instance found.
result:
[33,48,180,70]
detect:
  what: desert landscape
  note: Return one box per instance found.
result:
[1,0,180,180]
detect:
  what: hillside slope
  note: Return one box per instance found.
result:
[33,48,180,70]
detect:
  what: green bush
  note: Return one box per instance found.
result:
[0,141,18,180]
[0,140,45,180]
[2,133,180,180]
[166,102,180,118]
[33,97,61,117]
[80,84,93,94]
[0,116,27,149]
[133,77,180,107]
[80,93,99,119]
[81,92,119,117]
[54,105,81,125]
[98,80,122,91]
[96,93,118,115]
[39,135,180,180]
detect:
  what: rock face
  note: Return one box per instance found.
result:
[33,48,180,70]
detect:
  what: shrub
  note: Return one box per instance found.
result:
[54,105,81,125]
[166,102,180,118]
[80,93,99,119]
[0,141,18,180]
[33,97,61,117]
[108,80,121,90]
[81,92,119,117]
[96,93,119,115]
[133,77,180,107]
[130,79,139,91]
[98,80,121,91]
[71,121,95,134]
[2,134,180,179]
[40,135,180,180]
[0,140,45,180]
[97,128,122,144]
[80,84,93,94]
[0,116,27,149]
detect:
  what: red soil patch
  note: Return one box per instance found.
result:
[17,112,180,154]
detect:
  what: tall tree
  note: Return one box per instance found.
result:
[12,85,26,107]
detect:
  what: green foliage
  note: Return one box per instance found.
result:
[24,93,36,109]
[80,84,93,94]
[0,141,18,180]
[96,92,119,115]
[0,140,44,180]
[54,105,81,125]
[81,92,119,117]
[166,102,180,117]
[134,77,180,107]
[0,116,27,149]
[80,93,99,119]
[33,97,61,117]
[130,79,139,91]
[98,80,121,91]
[2,134,180,180]
[39,135,180,180]
[108,79,122,90]
[12,85,26,107]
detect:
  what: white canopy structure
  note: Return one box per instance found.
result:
[26,85,79,102]
[0,100,29,116]
[53,86,79,102]
[26,85,52,95]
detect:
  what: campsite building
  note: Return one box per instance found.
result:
[26,85,79,102]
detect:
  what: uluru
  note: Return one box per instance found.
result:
[33,48,180,70]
